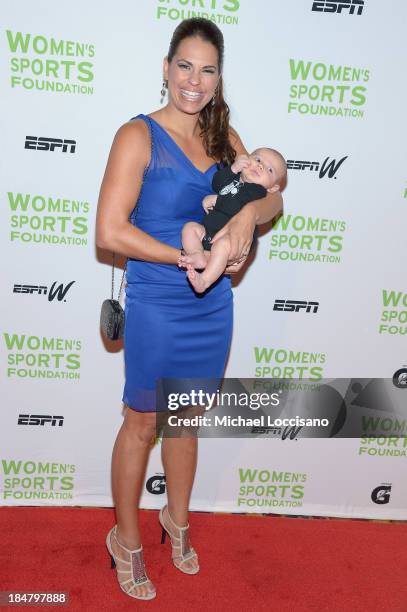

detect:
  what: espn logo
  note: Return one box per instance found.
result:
[18,414,64,426]
[273,300,319,313]
[25,136,76,153]
[312,1,364,15]
[13,285,47,295]
[287,161,319,171]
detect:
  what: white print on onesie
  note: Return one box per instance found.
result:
[219,179,242,196]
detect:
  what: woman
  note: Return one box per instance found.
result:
[96,18,282,600]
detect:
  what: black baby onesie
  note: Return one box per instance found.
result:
[202,166,266,251]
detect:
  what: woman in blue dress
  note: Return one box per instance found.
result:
[96,18,282,600]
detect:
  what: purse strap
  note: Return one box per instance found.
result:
[110,115,154,302]
[111,253,126,301]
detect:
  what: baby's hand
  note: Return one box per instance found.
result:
[231,154,250,174]
[203,194,217,214]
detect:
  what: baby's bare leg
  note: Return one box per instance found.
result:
[179,222,208,269]
[187,235,231,293]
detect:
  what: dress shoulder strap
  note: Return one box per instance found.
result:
[128,114,154,179]
[127,114,154,224]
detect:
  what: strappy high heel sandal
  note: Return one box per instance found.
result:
[106,525,156,600]
[159,505,199,575]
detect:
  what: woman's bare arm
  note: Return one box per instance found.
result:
[96,120,180,264]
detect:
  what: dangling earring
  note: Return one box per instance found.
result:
[211,88,217,107]
[160,80,168,104]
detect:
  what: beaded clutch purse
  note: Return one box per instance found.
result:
[100,254,126,340]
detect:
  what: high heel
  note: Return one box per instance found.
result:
[159,505,199,575]
[161,527,167,545]
[106,525,156,600]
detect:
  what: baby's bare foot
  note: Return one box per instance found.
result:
[187,267,209,293]
[179,250,207,269]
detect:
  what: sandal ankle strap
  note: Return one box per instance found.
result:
[165,505,190,532]
[112,526,143,554]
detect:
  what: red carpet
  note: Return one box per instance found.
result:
[0,507,406,611]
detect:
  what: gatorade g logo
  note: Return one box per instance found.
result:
[393,368,407,388]
[146,474,166,495]
[371,483,392,505]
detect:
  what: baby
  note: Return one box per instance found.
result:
[178,148,287,293]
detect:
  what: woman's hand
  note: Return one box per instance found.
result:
[210,203,257,265]
[224,259,247,274]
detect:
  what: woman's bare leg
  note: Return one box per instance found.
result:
[109,406,157,597]
[112,407,157,544]
[160,435,199,572]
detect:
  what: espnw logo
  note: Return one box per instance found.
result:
[273,300,319,313]
[146,474,166,495]
[25,136,76,153]
[17,414,64,426]
[252,424,303,440]
[13,281,75,302]
[312,1,364,15]
[287,156,348,179]
[371,483,391,505]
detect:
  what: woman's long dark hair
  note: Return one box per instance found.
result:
[167,18,236,165]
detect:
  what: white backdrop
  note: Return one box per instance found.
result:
[1,0,407,519]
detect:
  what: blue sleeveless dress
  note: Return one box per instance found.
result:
[122,114,233,412]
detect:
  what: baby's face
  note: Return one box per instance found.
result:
[241,148,282,190]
